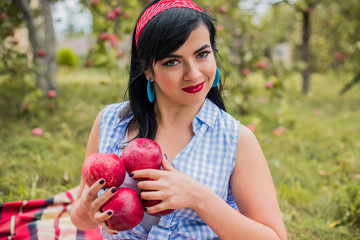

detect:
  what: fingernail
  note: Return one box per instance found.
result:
[129,173,134,177]
[107,211,113,216]
[99,179,105,185]
[111,187,118,193]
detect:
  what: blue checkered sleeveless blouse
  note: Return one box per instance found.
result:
[99,98,240,239]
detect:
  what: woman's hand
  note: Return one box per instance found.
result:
[132,158,205,215]
[71,178,119,234]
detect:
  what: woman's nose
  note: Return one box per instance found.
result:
[184,63,202,81]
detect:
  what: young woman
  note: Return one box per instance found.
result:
[70,0,288,239]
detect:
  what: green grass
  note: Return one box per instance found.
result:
[0,68,359,239]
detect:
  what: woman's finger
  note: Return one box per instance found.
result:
[162,157,176,171]
[84,178,107,201]
[145,201,174,214]
[140,190,164,200]
[99,221,118,235]
[91,187,118,211]
[130,168,164,180]
[94,209,114,222]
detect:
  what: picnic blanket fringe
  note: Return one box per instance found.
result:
[0,186,102,240]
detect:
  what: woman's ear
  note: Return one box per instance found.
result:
[144,70,152,81]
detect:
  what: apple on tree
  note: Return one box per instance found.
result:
[114,7,122,16]
[47,90,57,98]
[107,11,116,20]
[99,33,109,41]
[36,49,47,57]
[256,60,267,69]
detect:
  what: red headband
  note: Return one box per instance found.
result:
[135,0,203,46]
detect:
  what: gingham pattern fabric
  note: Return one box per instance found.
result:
[99,98,240,239]
[135,0,203,46]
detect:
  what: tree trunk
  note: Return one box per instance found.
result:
[301,9,311,95]
[42,0,58,92]
[14,0,58,94]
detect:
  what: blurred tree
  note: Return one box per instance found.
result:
[262,0,360,95]
[315,0,360,94]
[274,0,322,95]
[79,0,148,71]
[0,0,59,116]
[13,0,58,93]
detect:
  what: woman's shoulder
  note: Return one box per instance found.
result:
[99,101,131,129]
[102,101,130,115]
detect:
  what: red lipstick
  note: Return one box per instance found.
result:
[182,82,204,93]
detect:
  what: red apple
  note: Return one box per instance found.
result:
[114,7,122,16]
[257,60,266,69]
[31,128,43,136]
[36,49,47,57]
[242,68,251,75]
[314,109,323,116]
[333,52,345,62]
[142,193,174,217]
[219,6,228,14]
[109,34,118,47]
[246,123,256,132]
[47,90,57,98]
[265,81,274,89]
[0,13,6,20]
[122,138,162,181]
[85,60,94,67]
[101,188,144,231]
[273,126,285,136]
[99,33,109,41]
[107,11,116,20]
[82,153,126,188]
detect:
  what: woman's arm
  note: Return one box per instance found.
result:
[69,111,118,234]
[134,124,287,240]
[192,125,287,239]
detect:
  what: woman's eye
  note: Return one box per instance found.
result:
[164,59,179,66]
[197,51,210,58]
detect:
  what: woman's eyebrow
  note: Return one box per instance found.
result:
[194,44,211,54]
[164,44,211,59]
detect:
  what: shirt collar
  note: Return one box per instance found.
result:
[116,98,220,132]
[192,98,220,133]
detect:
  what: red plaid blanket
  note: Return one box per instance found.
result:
[0,186,102,240]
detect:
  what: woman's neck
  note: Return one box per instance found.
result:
[154,100,205,128]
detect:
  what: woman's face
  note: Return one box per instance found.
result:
[146,24,216,107]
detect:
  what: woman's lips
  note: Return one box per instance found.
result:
[182,82,205,93]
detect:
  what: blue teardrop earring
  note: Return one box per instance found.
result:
[147,78,155,103]
[212,67,220,87]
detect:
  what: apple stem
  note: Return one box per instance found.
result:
[145,140,150,147]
